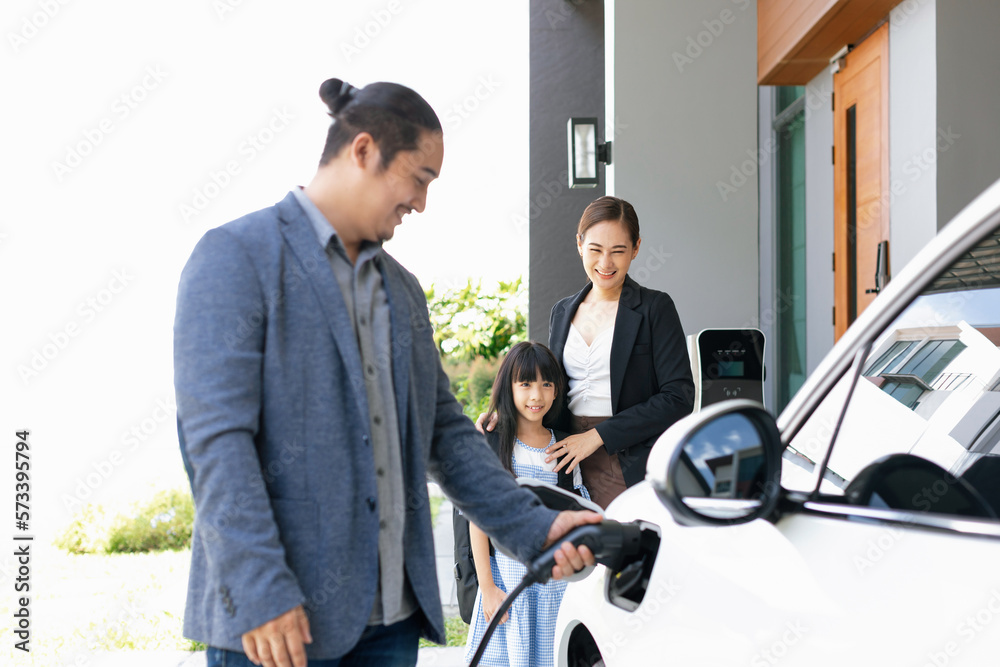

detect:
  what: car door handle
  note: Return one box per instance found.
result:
[865,240,890,294]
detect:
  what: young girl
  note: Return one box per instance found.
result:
[464,341,591,667]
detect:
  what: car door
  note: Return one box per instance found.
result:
[757,201,1000,665]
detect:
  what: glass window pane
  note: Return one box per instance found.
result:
[775,89,807,412]
[777,86,805,113]
[864,340,916,375]
[900,339,967,382]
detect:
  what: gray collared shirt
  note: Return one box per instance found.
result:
[292,187,415,626]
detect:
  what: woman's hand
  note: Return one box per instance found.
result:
[474,411,498,434]
[546,429,604,474]
[481,584,509,624]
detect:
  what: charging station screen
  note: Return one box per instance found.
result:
[717,360,745,378]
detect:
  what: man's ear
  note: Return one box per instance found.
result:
[349,132,381,170]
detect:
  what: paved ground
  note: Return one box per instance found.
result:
[93,484,467,666]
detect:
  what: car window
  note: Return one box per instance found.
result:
[789,230,1000,515]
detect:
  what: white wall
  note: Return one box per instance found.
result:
[937,0,1000,226]
[759,89,777,408]
[605,0,759,335]
[889,0,938,272]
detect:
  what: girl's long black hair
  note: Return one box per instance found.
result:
[488,341,566,476]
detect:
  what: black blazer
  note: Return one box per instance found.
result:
[548,275,695,487]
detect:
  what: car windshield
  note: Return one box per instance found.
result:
[786,229,1000,503]
[829,230,1000,492]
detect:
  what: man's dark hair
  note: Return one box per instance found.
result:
[318,78,442,169]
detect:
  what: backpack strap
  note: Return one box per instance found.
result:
[551,429,583,496]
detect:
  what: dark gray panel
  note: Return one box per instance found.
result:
[529,0,605,342]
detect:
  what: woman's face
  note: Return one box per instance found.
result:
[577,219,640,293]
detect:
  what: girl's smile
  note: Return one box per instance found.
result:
[512,371,556,427]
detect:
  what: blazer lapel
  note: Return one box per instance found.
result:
[378,260,412,450]
[609,276,642,412]
[550,282,592,358]
[276,192,370,418]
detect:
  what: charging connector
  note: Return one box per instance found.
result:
[468,520,644,666]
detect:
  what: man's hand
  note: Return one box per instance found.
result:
[544,510,602,581]
[241,604,312,667]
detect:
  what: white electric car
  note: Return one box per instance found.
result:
[555,179,1000,666]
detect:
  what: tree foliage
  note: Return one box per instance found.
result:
[426,277,527,419]
[425,278,527,363]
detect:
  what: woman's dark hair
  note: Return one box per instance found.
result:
[488,341,566,476]
[577,196,640,246]
[317,78,442,168]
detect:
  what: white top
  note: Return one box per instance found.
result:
[513,432,585,488]
[563,322,614,417]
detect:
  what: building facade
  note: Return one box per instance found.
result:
[529,0,1000,414]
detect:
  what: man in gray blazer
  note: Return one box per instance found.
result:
[174,79,599,667]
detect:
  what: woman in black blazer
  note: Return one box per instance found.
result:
[544,196,694,508]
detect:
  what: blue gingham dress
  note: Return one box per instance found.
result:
[464,431,591,667]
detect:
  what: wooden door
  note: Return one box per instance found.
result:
[834,23,890,340]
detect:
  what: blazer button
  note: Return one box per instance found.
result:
[367,497,376,511]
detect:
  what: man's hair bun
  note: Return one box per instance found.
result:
[319,78,358,115]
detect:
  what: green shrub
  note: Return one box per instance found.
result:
[53,503,112,554]
[418,615,470,648]
[468,359,497,407]
[426,278,527,363]
[105,489,194,554]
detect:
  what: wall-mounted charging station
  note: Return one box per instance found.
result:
[688,328,766,411]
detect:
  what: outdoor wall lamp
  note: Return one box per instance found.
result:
[567,117,612,188]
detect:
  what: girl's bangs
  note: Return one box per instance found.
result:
[510,345,562,384]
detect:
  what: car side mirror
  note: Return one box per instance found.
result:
[647,400,783,527]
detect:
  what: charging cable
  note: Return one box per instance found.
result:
[469,520,642,666]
